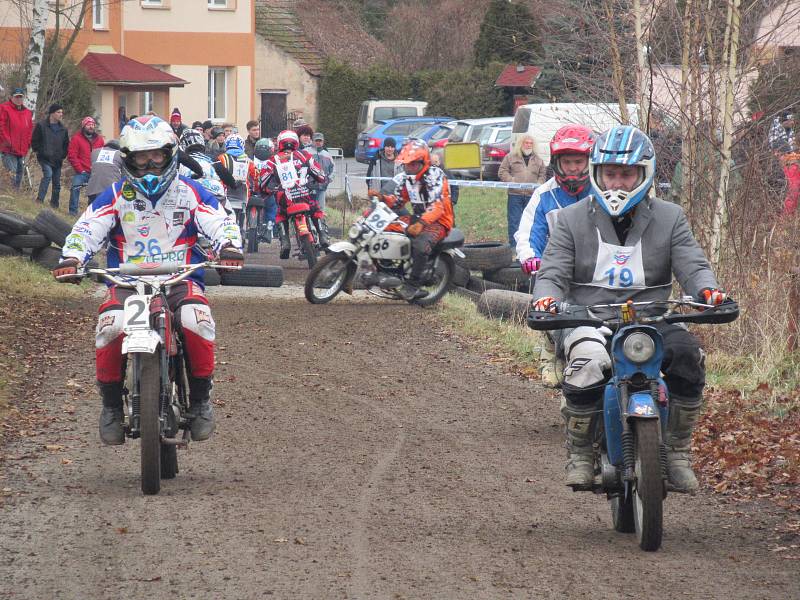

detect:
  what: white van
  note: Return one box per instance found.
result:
[512,103,639,164]
[356,100,428,134]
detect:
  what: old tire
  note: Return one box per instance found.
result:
[31,246,63,270]
[450,285,481,303]
[476,289,534,325]
[221,265,283,288]
[0,243,20,256]
[203,268,222,287]
[0,210,31,235]
[461,242,512,271]
[2,233,50,249]
[484,266,533,293]
[32,209,72,247]
[465,275,509,293]
[452,259,470,288]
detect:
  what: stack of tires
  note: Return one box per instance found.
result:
[0,208,76,270]
[449,241,535,322]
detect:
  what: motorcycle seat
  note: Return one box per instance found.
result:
[436,228,464,250]
[286,202,311,215]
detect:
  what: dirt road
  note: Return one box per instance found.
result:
[0,248,797,598]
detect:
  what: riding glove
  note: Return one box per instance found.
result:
[219,246,244,268]
[521,257,541,275]
[406,222,424,237]
[532,296,557,313]
[52,258,82,284]
[698,287,726,306]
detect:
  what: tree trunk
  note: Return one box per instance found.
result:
[711,0,742,266]
[679,0,694,211]
[603,0,629,124]
[24,0,49,112]
[633,0,650,130]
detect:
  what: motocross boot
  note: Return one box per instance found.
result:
[264,221,273,243]
[98,381,125,446]
[278,222,291,259]
[539,334,562,388]
[664,396,703,494]
[188,376,215,441]
[561,400,598,488]
[313,218,330,248]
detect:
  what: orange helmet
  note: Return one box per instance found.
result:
[397,139,431,181]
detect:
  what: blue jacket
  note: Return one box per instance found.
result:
[514,177,591,261]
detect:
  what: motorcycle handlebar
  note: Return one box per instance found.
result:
[84,261,239,288]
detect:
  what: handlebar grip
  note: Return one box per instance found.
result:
[118,261,185,276]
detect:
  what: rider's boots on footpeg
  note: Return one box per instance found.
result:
[561,400,598,488]
[188,376,216,441]
[664,396,703,494]
[314,218,330,248]
[278,222,291,259]
[98,381,125,446]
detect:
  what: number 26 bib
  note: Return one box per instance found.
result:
[589,229,646,290]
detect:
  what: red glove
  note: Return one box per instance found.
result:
[532,296,557,313]
[521,257,541,275]
[698,288,726,306]
[406,221,424,237]
[52,258,82,284]
[219,246,244,268]
[367,188,382,198]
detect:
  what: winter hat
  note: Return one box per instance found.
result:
[383,137,397,149]
[81,116,96,128]
[170,108,181,121]
[312,132,325,141]
[47,103,63,115]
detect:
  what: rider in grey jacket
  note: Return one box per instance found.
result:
[532,126,727,493]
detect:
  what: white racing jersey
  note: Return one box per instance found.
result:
[180,152,226,199]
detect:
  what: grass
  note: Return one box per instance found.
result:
[0,256,90,299]
[0,187,76,221]
[453,187,509,242]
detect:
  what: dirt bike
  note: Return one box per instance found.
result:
[245,195,266,254]
[67,261,238,495]
[304,198,464,307]
[528,298,739,551]
[281,194,320,269]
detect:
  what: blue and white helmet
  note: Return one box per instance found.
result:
[225,134,246,157]
[119,116,179,198]
[589,125,655,217]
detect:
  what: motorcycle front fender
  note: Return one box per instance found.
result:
[444,248,466,259]
[626,391,660,419]
[327,241,358,256]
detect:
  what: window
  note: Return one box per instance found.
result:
[392,107,417,119]
[208,0,228,7]
[92,0,105,29]
[449,123,469,142]
[373,107,393,122]
[141,0,165,7]
[208,68,227,119]
[140,91,154,115]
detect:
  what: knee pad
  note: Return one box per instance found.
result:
[561,326,611,390]
[178,303,216,342]
[95,309,123,349]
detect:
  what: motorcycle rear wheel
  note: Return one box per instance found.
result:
[304,252,352,304]
[139,352,162,495]
[246,208,260,254]
[633,419,664,551]
[412,254,454,307]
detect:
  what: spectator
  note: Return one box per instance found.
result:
[223,123,234,138]
[169,108,187,137]
[366,137,398,193]
[768,112,796,155]
[86,139,122,204]
[191,120,203,131]
[498,134,546,247]
[244,119,260,159]
[310,132,335,210]
[207,127,226,158]
[31,103,69,207]
[0,87,34,191]
[295,124,314,150]
[67,116,104,215]
[118,107,128,133]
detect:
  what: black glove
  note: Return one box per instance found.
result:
[219,246,244,268]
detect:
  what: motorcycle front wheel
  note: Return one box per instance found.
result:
[305,252,353,304]
[633,419,664,551]
[611,492,635,533]
[138,352,162,495]
[412,253,454,307]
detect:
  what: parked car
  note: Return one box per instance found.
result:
[407,122,455,144]
[356,100,427,138]
[355,116,453,163]
[479,125,512,180]
[445,117,514,179]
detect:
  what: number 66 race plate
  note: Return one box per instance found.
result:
[123,296,150,333]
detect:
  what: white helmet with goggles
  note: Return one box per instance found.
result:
[119,116,178,198]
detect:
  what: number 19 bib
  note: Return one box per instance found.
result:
[589,229,646,290]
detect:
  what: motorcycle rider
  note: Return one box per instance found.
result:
[52,116,244,445]
[253,137,278,243]
[177,128,239,204]
[216,134,257,229]
[531,125,727,493]
[258,129,329,259]
[369,139,454,300]
[515,125,596,387]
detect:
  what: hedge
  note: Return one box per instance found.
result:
[318,60,507,155]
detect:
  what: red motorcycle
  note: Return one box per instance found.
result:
[279,193,320,268]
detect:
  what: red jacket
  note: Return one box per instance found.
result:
[0,100,33,156]
[67,131,104,173]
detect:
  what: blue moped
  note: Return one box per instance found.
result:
[528,298,738,551]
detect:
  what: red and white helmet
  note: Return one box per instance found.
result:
[550,125,595,196]
[276,130,299,153]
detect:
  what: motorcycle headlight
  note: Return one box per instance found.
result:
[622,332,655,363]
[349,224,361,239]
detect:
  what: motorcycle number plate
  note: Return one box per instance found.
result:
[123,295,150,334]
[364,203,396,233]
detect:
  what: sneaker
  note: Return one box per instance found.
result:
[189,403,216,441]
[99,407,125,445]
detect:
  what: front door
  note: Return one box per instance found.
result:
[260,91,288,139]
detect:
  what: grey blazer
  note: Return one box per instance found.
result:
[533,196,718,312]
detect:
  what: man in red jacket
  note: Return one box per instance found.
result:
[67,116,104,215]
[0,87,34,191]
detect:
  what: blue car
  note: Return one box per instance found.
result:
[355,116,454,163]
